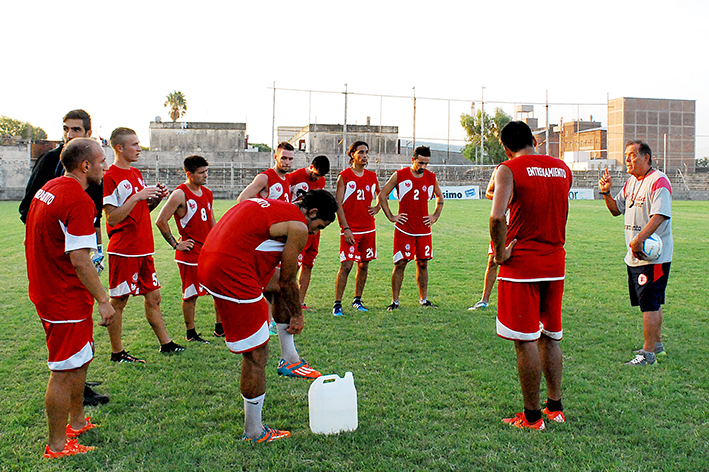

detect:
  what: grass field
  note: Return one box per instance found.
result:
[0,198,708,472]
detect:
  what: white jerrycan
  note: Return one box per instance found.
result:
[308,372,358,435]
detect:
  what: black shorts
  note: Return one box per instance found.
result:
[627,262,671,312]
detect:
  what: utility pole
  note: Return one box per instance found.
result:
[545,90,549,157]
[343,84,348,170]
[271,81,276,152]
[480,86,485,165]
[412,86,416,150]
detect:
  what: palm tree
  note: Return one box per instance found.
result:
[164,91,187,122]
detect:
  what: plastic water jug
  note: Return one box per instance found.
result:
[308,372,358,435]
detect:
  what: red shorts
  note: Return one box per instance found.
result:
[340,231,377,263]
[178,263,207,300]
[40,317,94,371]
[393,230,433,262]
[109,255,160,298]
[212,295,270,354]
[496,280,564,341]
[299,233,321,268]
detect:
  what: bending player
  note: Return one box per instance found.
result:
[199,190,337,442]
[155,155,222,342]
[470,168,500,311]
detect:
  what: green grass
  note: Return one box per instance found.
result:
[1,199,708,471]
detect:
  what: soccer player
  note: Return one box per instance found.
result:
[236,141,294,203]
[25,138,115,458]
[469,169,500,311]
[103,127,185,363]
[491,121,572,430]
[199,190,337,442]
[379,145,444,310]
[289,155,330,308]
[599,140,673,366]
[155,155,222,342]
[18,109,109,406]
[332,141,380,316]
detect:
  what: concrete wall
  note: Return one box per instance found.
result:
[0,144,30,200]
[149,121,247,152]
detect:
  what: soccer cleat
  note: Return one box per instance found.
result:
[625,351,657,366]
[242,425,290,443]
[420,300,438,308]
[83,385,109,406]
[213,330,225,338]
[186,333,210,344]
[301,303,310,310]
[352,299,369,312]
[66,417,98,439]
[43,439,96,459]
[386,302,400,312]
[468,300,489,311]
[633,346,666,360]
[277,358,321,379]
[160,341,186,353]
[542,408,566,423]
[110,350,146,364]
[332,305,344,316]
[502,412,545,430]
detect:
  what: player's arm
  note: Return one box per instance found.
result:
[335,175,355,245]
[208,204,217,228]
[155,188,194,251]
[19,152,55,223]
[270,220,309,334]
[379,172,407,224]
[237,174,268,203]
[485,168,497,200]
[69,248,115,327]
[629,214,669,260]
[104,185,162,226]
[489,165,516,264]
[369,179,381,216]
[599,168,621,216]
[424,178,444,226]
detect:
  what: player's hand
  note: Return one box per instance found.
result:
[629,236,645,260]
[175,238,195,251]
[136,186,162,201]
[156,182,170,198]
[287,314,304,335]
[599,168,612,194]
[368,205,381,216]
[494,239,517,265]
[423,214,438,226]
[390,213,408,224]
[343,228,355,245]
[91,244,104,274]
[98,300,115,327]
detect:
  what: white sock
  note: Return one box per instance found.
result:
[243,393,265,439]
[276,323,300,363]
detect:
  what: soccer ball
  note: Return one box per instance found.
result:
[641,233,663,261]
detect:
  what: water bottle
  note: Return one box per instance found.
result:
[308,372,358,435]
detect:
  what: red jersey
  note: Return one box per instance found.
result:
[289,167,325,201]
[261,168,290,202]
[339,167,379,233]
[25,177,97,321]
[498,155,572,281]
[395,167,437,236]
[173,183,214,265]
[199,199,306,300]
[103,165,154,256]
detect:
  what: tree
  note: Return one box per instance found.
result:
[250,143,272,152]
[696,157,709,168]
[0,116,48,141]
[164,91,187,122]
[460,107,512,165]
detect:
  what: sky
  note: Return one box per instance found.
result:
[3,0,709,157]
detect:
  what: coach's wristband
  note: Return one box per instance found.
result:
[599,191,610,195]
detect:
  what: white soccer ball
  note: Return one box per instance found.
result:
[641,233,663,261]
